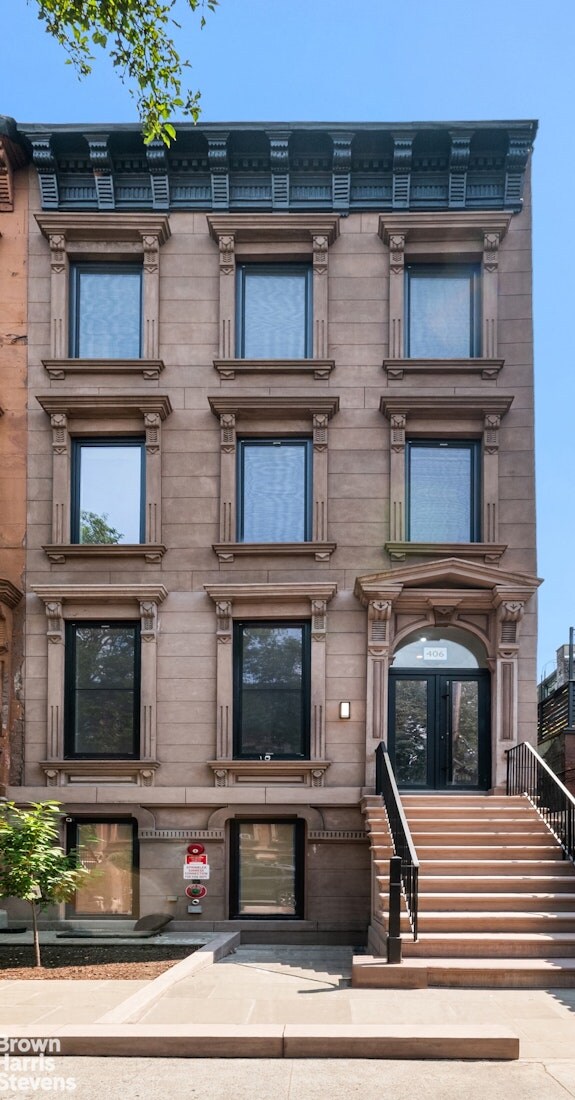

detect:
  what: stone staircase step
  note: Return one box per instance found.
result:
[417,892,575,912]
[415,845,561,858]
[418,859,574,875]
[352,955,575,989]
[415,875,575,893]
[403,932,575,958]
[417,911,575,933]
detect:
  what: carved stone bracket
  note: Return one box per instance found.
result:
[141,233,160,274]
[449,132,471,207]
[220,412,236,453]
[368,600,392,651]
[50,413,68,455]
[483,231,501,274]
[48,234,66,275]
[313,412,329,451]
[144,412,161,454]
[215,600,233,643]
[45,602,64,644]
[484,412,501,455]
[218,234,235,276]
[0,138,14,210]
[139,601,157,642]
[312,234,329,275]
[497,600,525,649]
[388,233,406,276]
[311,599,327,642]
[390,413,406,453]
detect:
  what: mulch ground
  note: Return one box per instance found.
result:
[0,943,198,980]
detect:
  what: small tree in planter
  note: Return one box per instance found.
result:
[0,800,92,967]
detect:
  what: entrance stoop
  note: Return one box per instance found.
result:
[355,793,575,988]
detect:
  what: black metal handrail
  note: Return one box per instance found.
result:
[375,742,419,940]
[506,741,575,861]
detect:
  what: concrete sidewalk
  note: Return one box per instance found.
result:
[1,943,575,1063]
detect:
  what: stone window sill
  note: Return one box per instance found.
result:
[42,358,165,381]
[214,358,335,380]
[383,358,504,381]
[40,760,159,787]
[43,544,166,564]
[385,542,507,564]
[213,542,336,563]
[207,760,330,787]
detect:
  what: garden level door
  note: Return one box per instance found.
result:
[388,671,490,790]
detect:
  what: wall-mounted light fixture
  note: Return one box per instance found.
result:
[339,701,351,720]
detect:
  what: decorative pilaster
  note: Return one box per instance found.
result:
[365,599,394,788]
[215,601,233,758]
[48,233,69,357]
[215,233,236,357]
[482,230,501,357]
[483,412,501,543]
[45,601,64,759]
[389,413,406,542]
[141,231,161,357]
[312,234,329,357]
[50,413,69,544]
[313,412,329,541]
[388,233,405,358]
[311,599,327,760]
[139,600,158,760]
[495,600,525,744]
[219,413,236,542]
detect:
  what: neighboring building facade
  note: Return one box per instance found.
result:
[7,120,539,938]
[538,639,575,792]
[0,117,28,796]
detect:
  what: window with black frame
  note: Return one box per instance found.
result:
[406,264,481,358]
[233,621,310,758]
[230,819,304,919]
[67,819,137,916]
[71,439,145,545]
[237,438,312,543]
[64,622,140,758]
[70,264,142,359]
[407,440,480,543]
[236,264,312,358]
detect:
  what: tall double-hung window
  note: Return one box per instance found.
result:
[237,265,312,358]
[71,439,145,545]
[406,264,481,358]
[70,264,142,358]
[233,621,311,758]
[237,439,312,543]
[64,622,140,758]
[407,440,481,543]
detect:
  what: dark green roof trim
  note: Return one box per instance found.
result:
[17,121,537,214]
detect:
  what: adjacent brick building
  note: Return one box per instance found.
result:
[5,120,539,940]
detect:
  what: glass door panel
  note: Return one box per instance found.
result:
[446,679,480,787]
[393,678,429,786]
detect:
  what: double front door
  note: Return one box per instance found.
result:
[388,671,490,789]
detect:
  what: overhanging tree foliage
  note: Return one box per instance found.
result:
[0,801,92,967]
[31,0,219,145]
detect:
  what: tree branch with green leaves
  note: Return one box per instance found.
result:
[31,0,219,145]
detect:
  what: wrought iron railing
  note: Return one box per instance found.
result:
[506,741,575,862]
[375,742,419,941]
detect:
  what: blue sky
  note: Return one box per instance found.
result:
[2,0,573,677]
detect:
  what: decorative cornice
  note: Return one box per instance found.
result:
[378,212,513,244]
[354,557,541,608]
[207,213,340,245]
[35,212,171,245]
[208,395,339,420]
[204,582,337,604]
[0,579,23,609]
[385,542,507,564]
[22,123,536,213]
[36,394,172,420]
[32,583,168,604]
[380,395,513,420]
[207,759,330,788]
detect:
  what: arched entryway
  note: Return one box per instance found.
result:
[389,627,490,789]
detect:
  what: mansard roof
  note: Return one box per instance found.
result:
[16,119,537,214]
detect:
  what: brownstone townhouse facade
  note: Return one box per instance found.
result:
[5,120,539,941]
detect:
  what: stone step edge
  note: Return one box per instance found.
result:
[0,1023,519,1061]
